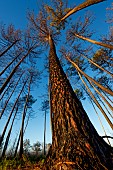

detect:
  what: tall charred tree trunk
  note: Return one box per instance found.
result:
[0,78,28,146]
[43,36,113,170]
[0,71,24,119]
[0,40,18,57]
[14,114,30,157]
[44,110,46,156]
[2,106,18,157]
[19,77,31,158]
[0,48,32,95]
[0,51,23,76]
[14,131,21,157]
[0,82,12,101]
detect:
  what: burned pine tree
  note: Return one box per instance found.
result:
[42,34,113,170]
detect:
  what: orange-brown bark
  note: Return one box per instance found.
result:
[42,36,113,169]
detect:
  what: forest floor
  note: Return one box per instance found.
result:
[0,155,45,170]
[0,162,43,170]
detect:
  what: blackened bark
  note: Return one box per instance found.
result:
[0,78,28,146]
[0,40,18,57]
[0,51,23,76]
[43,36,113,170]
[14,132,21,157]
[2,106,18,157]
[0,49,32,95]
[14,113,30,157]
[0,72,23,119]
[44,110,46,156]
[0,82,12,101]
[19,78,31,158]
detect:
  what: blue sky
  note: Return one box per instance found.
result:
[0,0,113,147]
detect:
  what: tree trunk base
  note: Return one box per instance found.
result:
[43,133,113,170]
[44,35,113,170]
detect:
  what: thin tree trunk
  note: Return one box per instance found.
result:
[104,59,113,67]
[103,91,113,104]
[0,82,12,101]
[0,51,23,76]
[77,51,113,77]
[77,71,113,130]
[19,77,31,158]
[44,110,46,156]
[66,56,113,96]
[89,80,113,116]
[11,133,18,156]
[23,112,30,134]
[61,0,105,21]
[0,48,32,94]
[2,106,18,157]
[43,35,113,169]
[96,93,113,119]
[14,132,21,157]
[84,88,111,145]
[102,136,113,139]
[0,78,28,146]
[0,40,18,57]
[74,32,113,50]
[14,114,30,157]
[0,71,24,119]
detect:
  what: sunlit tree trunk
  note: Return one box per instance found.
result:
[96,93,113,119]
[77,71,113,130]
[73,32,113,50]
[77,51,113,77]
[66,56,113,96]
[103,91,113,105]
[83,87,111,145]
[61,0,105,21]
[88,80,113,115]
[43,35,113,169]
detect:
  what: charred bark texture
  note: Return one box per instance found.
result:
[43,36,113,170]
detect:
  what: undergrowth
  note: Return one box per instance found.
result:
[0,154,46,170]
